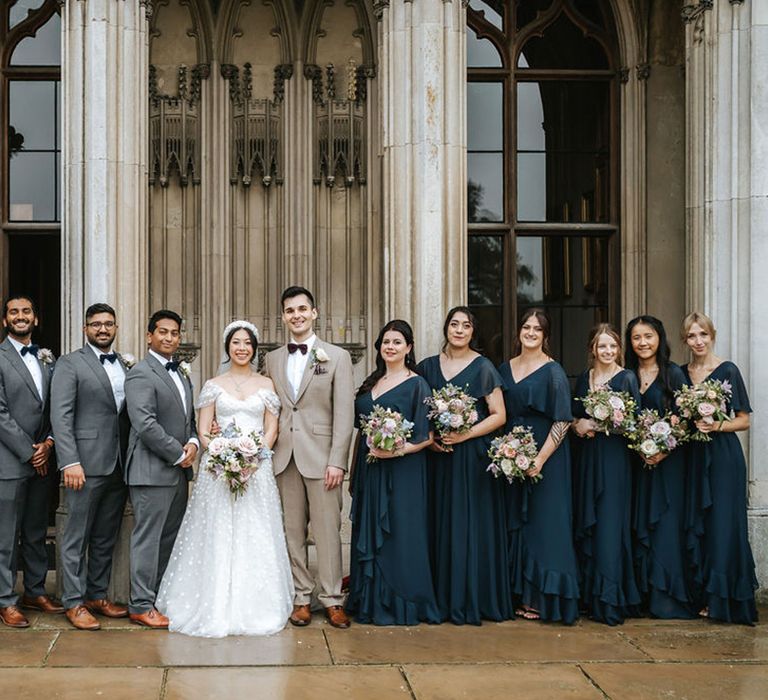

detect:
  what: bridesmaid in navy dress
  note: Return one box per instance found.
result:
[498,308,579,624]
[571,323,641,625]
[625,316,696,618]
[418,306,511,624]
[345,320,440,625]
[681,312,758,624]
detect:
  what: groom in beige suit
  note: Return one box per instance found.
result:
[265,286,354,628]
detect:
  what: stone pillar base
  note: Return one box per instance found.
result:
[748,511,768,603]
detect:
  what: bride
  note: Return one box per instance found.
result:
[156,321,293,637]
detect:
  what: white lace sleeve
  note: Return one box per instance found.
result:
[261,389,281,416]
[195,381,222,409]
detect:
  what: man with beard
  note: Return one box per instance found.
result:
[0,296,61,628]
[51,303,131,630]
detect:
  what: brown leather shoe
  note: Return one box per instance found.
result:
[85,599,129,618]
[20,595,64,614]
[324,605,351,629]
[129,608,169,629]
[289,604,311,627]
[65,605,100,630]
[0,605,30,628]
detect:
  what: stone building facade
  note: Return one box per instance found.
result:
[0,0,765,598]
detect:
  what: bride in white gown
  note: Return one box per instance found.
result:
[156,321,294,637]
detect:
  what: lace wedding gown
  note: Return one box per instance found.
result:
[156,381,294,637]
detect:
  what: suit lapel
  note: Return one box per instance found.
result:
[82,346,118,409]
[39,356,51,407]
[182,373,193,419]
[294,341,320,404]
[274,345,294,406]
[0,339,42,403]
[147,354,186,415]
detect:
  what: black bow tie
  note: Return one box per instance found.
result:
[100,352,118,364]
[165,361,180,372]
[287,343,308,355]
[20,344,39,358]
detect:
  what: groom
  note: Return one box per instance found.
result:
[124,310,198,628]
[266,286,354,628]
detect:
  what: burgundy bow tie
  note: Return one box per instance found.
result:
[287,343,308,355]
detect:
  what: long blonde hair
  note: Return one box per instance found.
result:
[588,322,623,369]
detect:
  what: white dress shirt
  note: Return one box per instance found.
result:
[88,343,126,410]
[286,334,316,398]
[8,336,44,400]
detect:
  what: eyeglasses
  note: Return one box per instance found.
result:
[86,321,116,330]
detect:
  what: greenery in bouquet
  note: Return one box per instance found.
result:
[628,408,688,466]
[359,405,414,463]
[424,383,479,438]
[673,379,732,442]
[487,426,541,483]
[206,421,272,498]
[577,385,637,436]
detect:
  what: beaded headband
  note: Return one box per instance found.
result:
[222,320,260,344]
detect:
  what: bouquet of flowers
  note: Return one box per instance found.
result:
[359,405,414,463]
[628,409,688,465]
[487,426,541,483]
[577,385,637,436]
[673,379,732,442]
[206,421,273,498]
[424,383,479,439]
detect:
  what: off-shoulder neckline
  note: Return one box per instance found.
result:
[204,381,278,403]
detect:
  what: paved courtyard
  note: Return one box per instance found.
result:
[2,604,767,699]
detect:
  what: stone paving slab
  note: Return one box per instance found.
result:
[622,624,768,661]
[0,667,164,699]
[46,627,332,667]
[0,630,58,666]
[164,666,411,700]
[404,663,604,700]
[324,623,647,664]
[584,663,768,700]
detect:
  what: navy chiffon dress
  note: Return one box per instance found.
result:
[571,369,642,625]
[418,355,512,625]
[499,361,580,624]
[682,361,759,624]
[631,364,696,619]
[345,375,441,625]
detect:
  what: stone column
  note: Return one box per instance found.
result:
[684,0,768,598]
[377,0,467,357]
[61,0,150,354]
[58,0,151,603]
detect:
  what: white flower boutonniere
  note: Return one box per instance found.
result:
[119,353,136,369]
[37,348,55,365]
[179,361,192,378]
[311,347,329,375]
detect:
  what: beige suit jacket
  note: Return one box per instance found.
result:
[265,339,354,479]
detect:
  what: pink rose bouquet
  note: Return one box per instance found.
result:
[628,409,689,466]
[205,421,272,498]
[673,379,732,442]
[577,385,637,436]
[487,426,541,483]
[424,383,479,439]
[359,405,414,463]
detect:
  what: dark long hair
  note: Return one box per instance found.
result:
[357,319,419,397]
[513,307,553,358]
[223,325,259,364]
[441,306,482,353]
[624,315,674,407]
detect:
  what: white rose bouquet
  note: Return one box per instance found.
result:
[424,383,478,440]
[628,409,688,465]
[205,420,272,498]
[487,426,541,483]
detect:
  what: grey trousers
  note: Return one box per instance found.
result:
[60,465,127,609]
[0,470,54,607]
[128,480,188,614]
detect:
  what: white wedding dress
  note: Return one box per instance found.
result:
[156,381,294,637]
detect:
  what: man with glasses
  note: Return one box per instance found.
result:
[0,295,60,628]
[51,303,130,630]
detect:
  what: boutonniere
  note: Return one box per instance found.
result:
[119,353,136,369]
[179,361,192,378]
[37,348,55,365]
[311,347,329,375]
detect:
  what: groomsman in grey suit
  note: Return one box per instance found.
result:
[124,309,198,628]
[51,303,130,630]
[0,295,62,628]
[265,287,355,629]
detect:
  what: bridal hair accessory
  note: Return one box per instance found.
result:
[222,320,260,344]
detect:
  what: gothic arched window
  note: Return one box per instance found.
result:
[467,0,619,374]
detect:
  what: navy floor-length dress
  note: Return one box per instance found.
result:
[631,364,697,619]
[682,361,758,625]
[418,355,512,625]
[499,361,580,624]
[571,369,642,625]
[345,375,441,625]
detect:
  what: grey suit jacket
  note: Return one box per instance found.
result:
[0,337,53,480]
[50,345,130,477]
[124,354,197,487]
[265,339,354,478]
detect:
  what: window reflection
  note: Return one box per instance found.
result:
[467,27,502,68]
[9,0,46,29]
[467,83,503,151]
[469,235,504,365]
[468,0,504,30]
[10,152,56,221]
[468,154,503,222]
[11,12,61,65]
[9,81,56,149]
